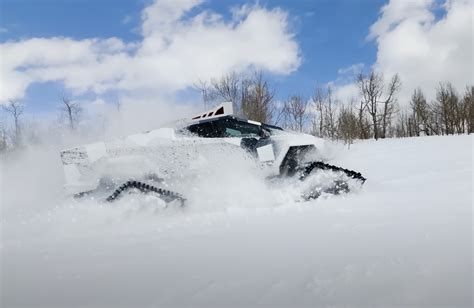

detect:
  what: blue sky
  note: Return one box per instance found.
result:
[0,0,388,114]
[3,0,468,118]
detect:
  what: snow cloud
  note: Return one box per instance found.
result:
[370,0,473,102]
[0,0,300,103]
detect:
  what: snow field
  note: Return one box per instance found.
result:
[1,134,472,307]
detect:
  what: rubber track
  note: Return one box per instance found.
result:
[106,180,185,205]
[299,161,366,183]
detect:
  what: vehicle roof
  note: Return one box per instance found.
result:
[191,115,284,131]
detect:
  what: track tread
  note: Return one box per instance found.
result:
[106,180,185,206]
[299,161,366,183]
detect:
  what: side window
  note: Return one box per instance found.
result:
[216,119,261,137]
[225,127,242,137]
[186,118,262,138]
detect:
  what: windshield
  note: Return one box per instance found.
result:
[262,126,283,135]
[184,117,278,138]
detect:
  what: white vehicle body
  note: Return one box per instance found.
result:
[60,102,325,197]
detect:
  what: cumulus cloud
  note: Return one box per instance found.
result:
[331,82,360,104]
[369,0,473,103]
[1,37,131,100]
[0,0,300,103]
[330,0,472,106]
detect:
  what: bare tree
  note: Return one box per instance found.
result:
[114,99,122,112]
[60,94,81,130]
[357,71,401,140]
[323,86,337,139]
[197,71,276,123]
[310,86,337,138]
[283,95,309,132]
[241,71,276,123]
[209,72,241,114]
[2,99,25,145]
[0,117,8,152]
[311,86,325,137]
[337,101,358,147]
[273,100,288,127]
[194,79,214,109]
[435,82,464,135]
[395,108,408,138]
[356,97,370,139]
[463,86,474,134]
[410,88,439,136]
[357,71,384,140]
[380,74,401,138]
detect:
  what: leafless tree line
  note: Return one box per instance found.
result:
[196,70,401,144]
[198,70,472,146]
[60,93,82,131]
[396,83,473,138]
[196,71,342,138]
[0,94,82,151]
[356,72,401,140]
[1,99,24,147]
[195,71,275,123]
[1,69,472,153]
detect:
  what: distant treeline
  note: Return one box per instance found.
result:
[197,70,473,145]
[1,70,472,152]
[0,93,84,152]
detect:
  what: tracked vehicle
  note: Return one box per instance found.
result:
[60,102,366,205]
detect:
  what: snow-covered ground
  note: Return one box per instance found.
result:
[1,134,472,307]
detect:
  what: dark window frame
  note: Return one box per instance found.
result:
[186,116,268,138]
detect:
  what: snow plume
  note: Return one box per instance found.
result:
[0,0,300,103]
[87,96,203,138]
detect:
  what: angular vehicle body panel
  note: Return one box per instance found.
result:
[60,102,362,202]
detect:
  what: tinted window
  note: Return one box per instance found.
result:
[186,118,262,138]
[186,122,224,138]
[218,119,261,137]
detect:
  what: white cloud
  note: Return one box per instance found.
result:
[330,0,473,106]
[0,37,131,100]
[337,63,364,76]
[327,63,364,103]
[0,27,7,33]
[332,83,360,103]
[369,0,473,103]
[0,0,300,104]
[368,0,435,41]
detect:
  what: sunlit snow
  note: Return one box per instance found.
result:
[1,134,472,307]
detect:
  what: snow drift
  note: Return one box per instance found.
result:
[1,134,472,307]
